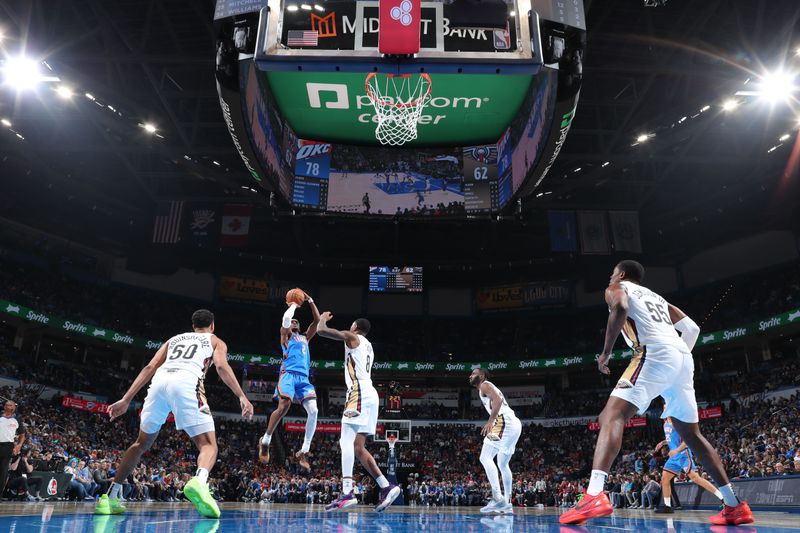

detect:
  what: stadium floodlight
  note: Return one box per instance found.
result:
[287,5,298,11]
[2,56,42,90]
[757,70,796,103]
[141,123,157,134]
[300,4,312,10]
[796,47,800,57]
[1,118,10,127]
[779,133,791,142]
[636,133,651,143]
[601,161,610,167]
[510,10,516,16]
[56,85,73,99]
[314,4,324,11]
[722,99,739,112]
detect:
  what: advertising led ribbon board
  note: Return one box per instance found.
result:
[2,298,798,373]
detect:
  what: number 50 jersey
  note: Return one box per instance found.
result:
[619,281,687,352]
[155,332,215,380]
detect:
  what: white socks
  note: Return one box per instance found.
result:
[587,470,608,496]
[497,451,513,504]
[108,482,122,499]
[301,399,318,454]
[340,424,356,494]
[261,432,272,445]
[664,496,672,507]
[480,446,502,501]
[719,483,739,507]
[196,467,209,484]
[376,475,389,489]
[714,489,723,501]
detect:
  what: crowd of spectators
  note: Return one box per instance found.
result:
[1,252,798,365]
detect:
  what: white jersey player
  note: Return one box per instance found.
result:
[559,260,753,527]
[97,310,253,519]
[470,369,521,515]
[315,313,401,513]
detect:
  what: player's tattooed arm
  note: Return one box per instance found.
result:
[480,382,503,437]
[598,283,630,374]
[304,291,321,340]
[315,311,360,349]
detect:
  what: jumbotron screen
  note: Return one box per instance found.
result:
[369,266,423,293]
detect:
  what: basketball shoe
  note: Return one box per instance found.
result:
[709,501,754,525]
[558,492,614,525]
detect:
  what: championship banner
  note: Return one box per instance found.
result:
[699,406,723,420]
[285,422,341,433]
[588,417,647,431]
[62,396,109,414]
[218,275,269,303]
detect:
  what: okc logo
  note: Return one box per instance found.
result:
[391,0,413,26]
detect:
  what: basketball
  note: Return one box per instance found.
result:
[286,288,305,306]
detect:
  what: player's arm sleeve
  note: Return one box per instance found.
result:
[282,304,298,329]
[674,316,700,351]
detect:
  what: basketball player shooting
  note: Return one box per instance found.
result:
[97,309,254,518]
[314,312,402,512]
[559,261,753,526]
[259,289,320,471]
[469,368,521,515]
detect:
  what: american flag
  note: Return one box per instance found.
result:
[152,201,184,243]
[287,30,319,47]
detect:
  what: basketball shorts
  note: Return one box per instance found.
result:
[341,386,379,435]
[273,371,316,403]
[140,370,214,437]
[610,344,699,423]
[483,414,522,455]
[664,450,696,474]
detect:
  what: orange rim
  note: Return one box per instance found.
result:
[365,72,432,109]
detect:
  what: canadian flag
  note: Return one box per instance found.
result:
[221,204,252,247]
[379,0,421,55]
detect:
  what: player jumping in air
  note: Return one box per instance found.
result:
[260,292,320,471]
[559,260,754,526]
[469,368,521,515]
[97,310,254,518]
[315,312,402,512]
[654,415,725,513]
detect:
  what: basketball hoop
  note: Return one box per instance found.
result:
[386,434,399,451]
[365,72,432,146]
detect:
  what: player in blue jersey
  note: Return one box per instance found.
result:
[259,291,320,470]
[654,416,724,513]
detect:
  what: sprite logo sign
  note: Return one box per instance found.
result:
[265,71,532,145]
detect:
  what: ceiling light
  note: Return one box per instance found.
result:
[779,133,790,142]
[2,56,42,90]
[85,92,95,101]
[300,4,312,10]
[699,105,711,112]
[314,4,325,11]
[212,160,221,166]
[56,85,73,99]
[758,70,796,103]
[601,161,610,167]
[510,11,516,16]
[636,134,651,143]
[722,99,738,111]
[287,5,299,11]
[15,133,24,140]
[1,118,10,127]
[796,47,800,57]
[142,123,157,133]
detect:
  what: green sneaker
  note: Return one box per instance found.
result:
[184,477,221,519]
[95,494,126,515]
[93,514,125,533]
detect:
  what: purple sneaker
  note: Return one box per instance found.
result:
[375,484,402,513]
[325,491,358,512]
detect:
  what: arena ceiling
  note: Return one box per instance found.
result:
[0,0,798,269]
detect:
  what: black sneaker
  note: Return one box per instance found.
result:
[654,506,674,514]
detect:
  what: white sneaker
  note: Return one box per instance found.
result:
[480,498,504,514]
[496,501,513,514]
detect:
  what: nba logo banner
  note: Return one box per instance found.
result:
[379,0,421,55]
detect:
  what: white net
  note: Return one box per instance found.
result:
[365,73,432,146]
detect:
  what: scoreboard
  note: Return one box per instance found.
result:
[369,266,423,293]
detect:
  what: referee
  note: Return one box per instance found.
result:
[0,400,25,495]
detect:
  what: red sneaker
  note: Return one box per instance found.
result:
[709,501,755,525]
[558,492,614,525]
